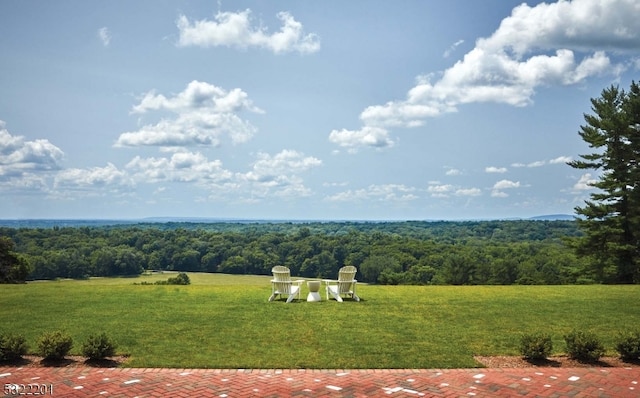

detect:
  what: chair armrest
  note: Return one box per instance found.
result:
[322,279,337,283]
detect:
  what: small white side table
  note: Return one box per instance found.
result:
[307,280,321,302]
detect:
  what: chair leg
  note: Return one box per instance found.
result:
[327,286,342,302]
[286,287,300,303]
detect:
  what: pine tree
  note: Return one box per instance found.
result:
[569,82,640,283]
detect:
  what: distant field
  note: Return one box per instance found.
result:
[3,273,640,369]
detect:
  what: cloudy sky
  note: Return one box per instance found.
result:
[1,0,639,220]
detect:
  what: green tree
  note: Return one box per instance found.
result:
[569,82,640,283]
[360,255,400,284]
[0,236,32,283]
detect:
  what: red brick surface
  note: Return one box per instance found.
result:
[1,366,639,397]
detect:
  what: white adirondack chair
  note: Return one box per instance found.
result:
[268,266,304,303]
[323,265,360,302]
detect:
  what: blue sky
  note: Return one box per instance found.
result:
[1,0,639,220]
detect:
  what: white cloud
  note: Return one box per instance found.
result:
[480,0,640,56]
[427,184,453,198]
[455,188,482,197]
[98,27,111,46]
[527,160,546,168]
[176,9,320,54]
[326,184,418,203]
[493,179,520,190]
[492,179,521,198]
[126,149,321,201]
[512,156,573,168]
[247,149,322,176]
[550,155,573,164]
[0,173,48,194]
[573,173,597,191]
[333,0,639,147]
[485,166,507,173]
[126,151,233,184]
[52,163,133,197]
[512,160,546,168]
[491,190,509,198]
[443,39,464,58]
[445,168,461,176]
[238,150,322,199]
[116,81,263,148]
[328,126,394,152]
[0,121,64,178]
[359,94,453,128]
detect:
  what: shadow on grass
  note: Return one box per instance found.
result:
[268,297,365,303]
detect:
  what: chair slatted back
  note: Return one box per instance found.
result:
[337,265,357,294]
[272,266,293,294]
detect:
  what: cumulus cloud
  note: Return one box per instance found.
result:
[485,166,507,173]
[326,184,418,202]
[550,155,573,164]
[328,126,394,152]
[492,179,521,197]
[0,121,64,178]
[445,168,462,176]
[427,182,483,198]
[512,160,546,168]
[52,163,133,197]
[176,9,320,54]
[512,156,573,168]
[116,80,263,148]
[493,179,520,189]
[247,149,322,176]
[370,0,637,126]
[238,150,322,199]
[126,151,233,184]
[331,0,639,151]
[126,149,321,201]
[572,173,597,191]
[455,187,482,197]
[98,27,111,46]
[427,183,454,198]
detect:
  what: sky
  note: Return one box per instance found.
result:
[1,0,640,221]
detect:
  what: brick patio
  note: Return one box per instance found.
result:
[2,366,640,397]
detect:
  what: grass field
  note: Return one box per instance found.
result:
[3,273,640,369]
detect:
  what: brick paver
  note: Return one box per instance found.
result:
[1,366,639,397]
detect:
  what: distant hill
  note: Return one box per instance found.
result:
[0,215,578,228]
[529,214,575,221]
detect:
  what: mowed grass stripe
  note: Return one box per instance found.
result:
[3,273,640,368]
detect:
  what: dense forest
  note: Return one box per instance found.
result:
[0,219,607,285]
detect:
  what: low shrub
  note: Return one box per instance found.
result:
[166,272,190,285]
[564,330,605,362]
[520,332,553,360]
[37,330,73,360]
[81,332,117,359]
[615,331,640,361]
[0,332,28,361]
[135,272,191,286]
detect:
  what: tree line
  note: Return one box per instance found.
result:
[0,220,602,285]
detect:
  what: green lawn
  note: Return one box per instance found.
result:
[3,273,640,369]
